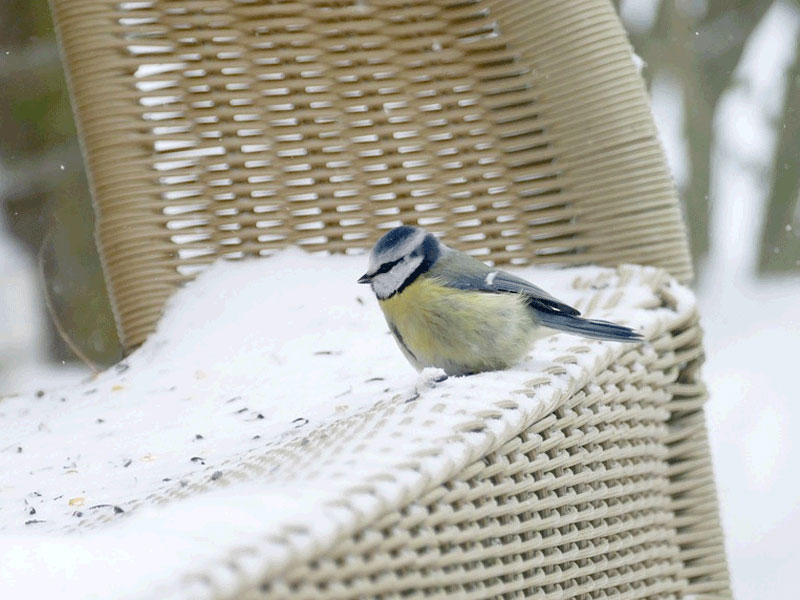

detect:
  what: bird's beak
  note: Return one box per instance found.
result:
[357,273,372,284]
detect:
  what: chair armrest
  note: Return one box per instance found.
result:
[0,259,728,599]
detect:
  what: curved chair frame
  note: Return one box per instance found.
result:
[47,0,728,597]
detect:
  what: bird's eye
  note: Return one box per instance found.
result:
[374,257,403,275]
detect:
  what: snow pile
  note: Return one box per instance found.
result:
[0,251,682,599]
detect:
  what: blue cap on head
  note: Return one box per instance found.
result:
[373,225,421,254]
[359,225,441,297]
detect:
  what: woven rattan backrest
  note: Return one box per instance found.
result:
[50,0,692,348]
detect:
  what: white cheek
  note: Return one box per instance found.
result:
[371,275,396,299]
[371,255,423,298]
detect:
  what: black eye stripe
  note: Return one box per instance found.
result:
[374,257,403,276]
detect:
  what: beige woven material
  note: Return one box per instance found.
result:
[50,0,692,349]
[0,265,729,600]
[244,270,727,600]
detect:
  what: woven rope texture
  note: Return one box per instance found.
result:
[0,265,729,599]
[50,0,693,348]
[236,275,729,600]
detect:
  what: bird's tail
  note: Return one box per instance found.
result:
[536,312,643,343]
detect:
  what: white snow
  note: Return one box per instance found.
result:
[698,274,800,600]
[0,250,414,534]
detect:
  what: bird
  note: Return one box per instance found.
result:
[358,225,642,376]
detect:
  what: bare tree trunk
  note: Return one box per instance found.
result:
[759,45,800,273]
[614,0,774,270]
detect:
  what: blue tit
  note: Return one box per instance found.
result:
[358,225,642,376]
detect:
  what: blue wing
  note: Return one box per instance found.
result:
[429,251,579,316]
[429,250,642,342]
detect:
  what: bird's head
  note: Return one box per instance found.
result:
[358,225,442,299]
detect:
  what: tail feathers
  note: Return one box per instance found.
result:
[537,313,643,343]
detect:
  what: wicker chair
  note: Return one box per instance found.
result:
[40,0,729,596]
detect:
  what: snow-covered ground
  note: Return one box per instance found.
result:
[699,274,799,600]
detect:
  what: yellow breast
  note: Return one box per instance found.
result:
[378,276,535,375]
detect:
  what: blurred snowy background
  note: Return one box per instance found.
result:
[0,0,798,597]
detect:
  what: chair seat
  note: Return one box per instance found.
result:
[0,255,727,599]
